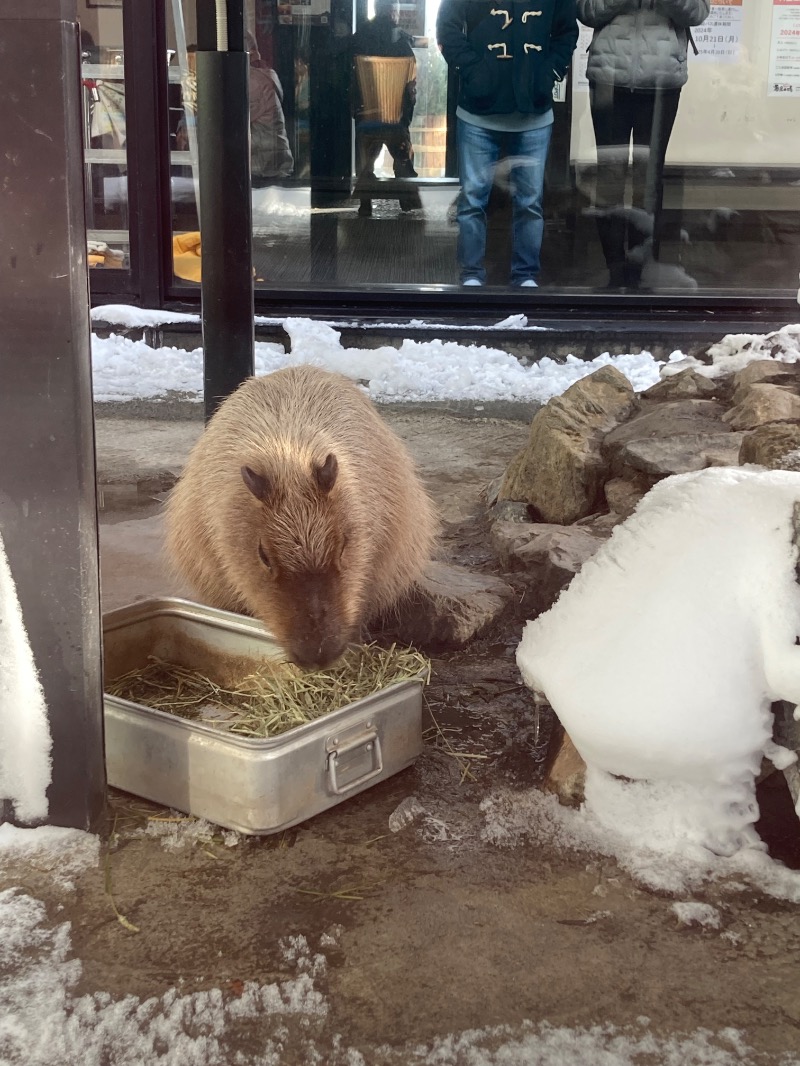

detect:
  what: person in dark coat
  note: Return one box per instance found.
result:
[437,0,578,286]
[578,0,710,289]
[352,0,422,215]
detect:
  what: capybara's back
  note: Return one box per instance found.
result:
[164,365,439,667]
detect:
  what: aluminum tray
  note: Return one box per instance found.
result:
[103,597,424,835]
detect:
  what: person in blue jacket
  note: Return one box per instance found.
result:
[437,0,578,286]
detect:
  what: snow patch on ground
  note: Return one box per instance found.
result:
[0,825,98,891]
[0,877,772,1066]
[672,902,722,929]
[480,787,800,901]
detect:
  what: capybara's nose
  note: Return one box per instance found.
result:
[290,635,347,671]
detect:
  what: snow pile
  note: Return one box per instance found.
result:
[90,335,286,402]
[0,532,52,823]
[90,317,665,405]
[90,304,200,328]
[516,467,800,884]
[663,324,800,379]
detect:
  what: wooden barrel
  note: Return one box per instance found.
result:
[412,123,446,178]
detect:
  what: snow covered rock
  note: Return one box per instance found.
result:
[498,367,637,524]
[516,467,800,858]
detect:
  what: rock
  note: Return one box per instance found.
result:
[620,432,744,477]
[489,500,531,526]
[643,369,720,401]
[483,476,502,507]
[574,511,624,535]
[723,384,800,431]
[604,474,651,519]
[543,727,586,807]
[603,400,730,478]
[732,359,800,392]
[498,367,637,524]
[739,422,800,470]
[491,520,606,614]
[377,561,514,648]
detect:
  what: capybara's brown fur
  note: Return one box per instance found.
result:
[164,365,439,667]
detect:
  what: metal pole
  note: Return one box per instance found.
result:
[0,0,105,829]
[197,0,255,422]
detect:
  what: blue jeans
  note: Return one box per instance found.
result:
[456,117,552,285]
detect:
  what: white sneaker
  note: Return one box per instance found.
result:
[519,279,538,287]
[462,278,483,286]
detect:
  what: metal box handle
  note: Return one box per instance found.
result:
[326,728,384,795]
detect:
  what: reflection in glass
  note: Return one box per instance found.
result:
[162,0,800,296]
[79,6,130,272]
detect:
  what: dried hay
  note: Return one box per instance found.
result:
[106,643,429,739]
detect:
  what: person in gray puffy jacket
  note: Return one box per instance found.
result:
[577,0,709,288]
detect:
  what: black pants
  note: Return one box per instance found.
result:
[589,83,681,286]
[355,123,422,212]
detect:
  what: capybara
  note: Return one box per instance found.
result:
[164,365,439,668]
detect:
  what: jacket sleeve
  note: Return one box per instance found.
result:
[653,0,710,27]
[549,0,579,78]
[436,0,482,72]
[576,0,639,28]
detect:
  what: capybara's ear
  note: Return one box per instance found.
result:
[313,453,338,494]
[241,465,271,501]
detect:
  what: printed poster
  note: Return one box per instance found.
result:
[693,0,743,64]
[769,0,800,95]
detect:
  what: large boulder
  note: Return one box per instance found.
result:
[376,561,514,649]
[643,369,721,402]
[602,399,733,479]
[723,383,800,431]
[491,520,606,614]
[739,422,800,470]
[732,359,800,392]
[498,367,637,524]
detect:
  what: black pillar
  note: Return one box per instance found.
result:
[196,0,255,422]
[0,0,105,829]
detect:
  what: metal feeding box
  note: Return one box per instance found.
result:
[102,598,424,835]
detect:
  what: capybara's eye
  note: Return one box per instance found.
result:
[258,542,272,570]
